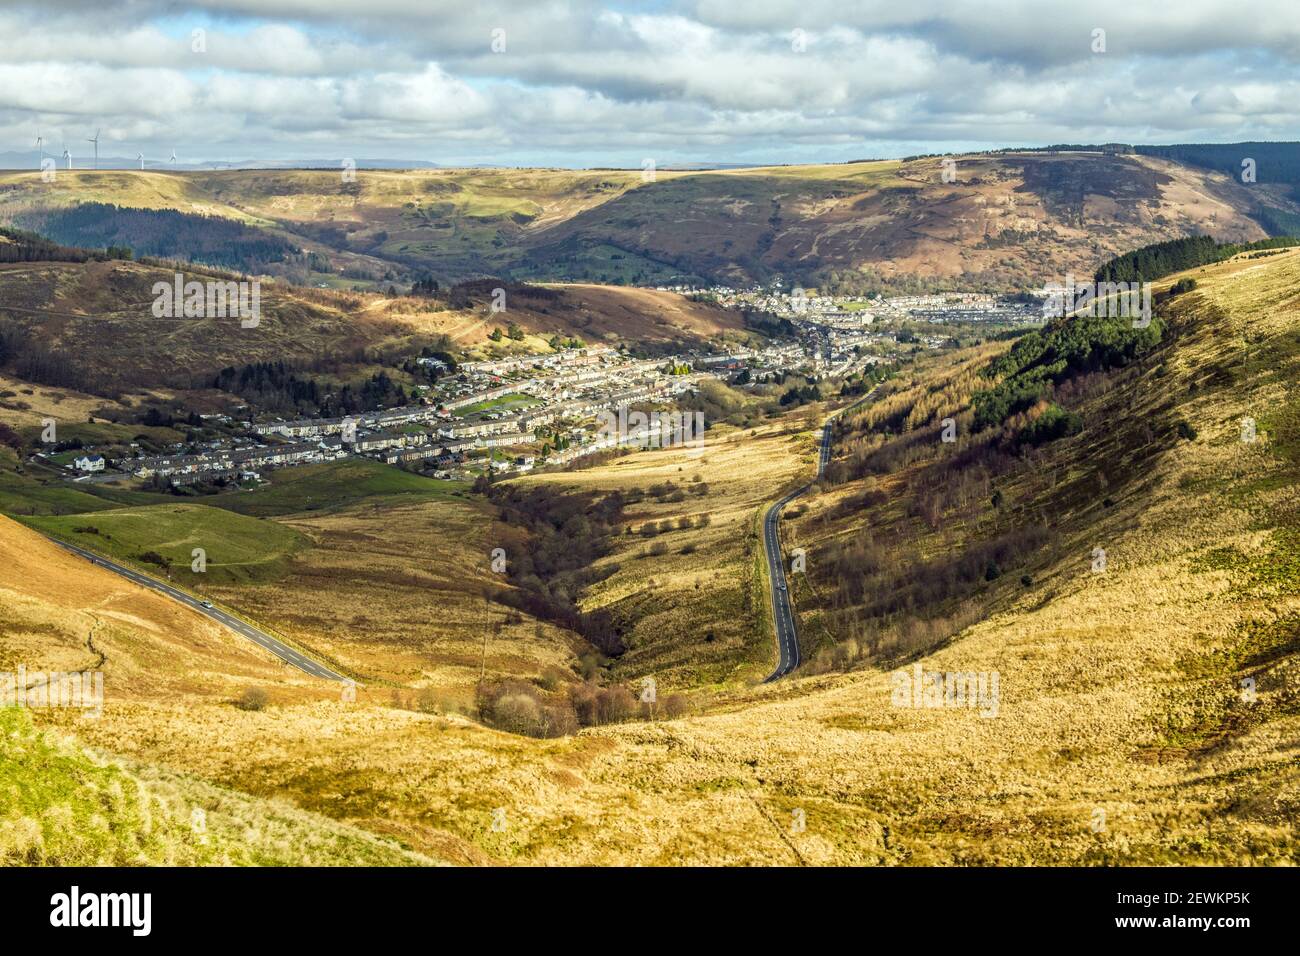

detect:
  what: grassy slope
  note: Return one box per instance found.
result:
[0,514,439,865]
[5,457,545,689]
[0,708,434,866]
[205,458,466,518]
[22,502,310,585]
[0,170,260,222]
[0,447,197,517]
[202,493,585,691]
[0,258,421,392]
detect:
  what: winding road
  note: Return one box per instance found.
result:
[47,537,346,681]
[762,389,876,682]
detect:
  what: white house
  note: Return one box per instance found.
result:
[73,455,105,473]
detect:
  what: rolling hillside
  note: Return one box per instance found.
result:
[514,153,1259,288]
[3,150,1295,291]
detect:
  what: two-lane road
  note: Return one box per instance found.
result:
[762,390,875,682]
[48,538,346,681]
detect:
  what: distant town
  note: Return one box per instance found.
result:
[41,283,1047,490]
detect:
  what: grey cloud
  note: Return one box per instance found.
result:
[0,0,1296,165]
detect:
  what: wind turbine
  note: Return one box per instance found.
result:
[169,149,177,165]
[137,152,145,170]
[86,128,100,170]
[35,131,44,167]
[61,142,71,169]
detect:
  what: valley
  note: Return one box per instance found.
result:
[3,233,1298,864]
[2,144,1299,870]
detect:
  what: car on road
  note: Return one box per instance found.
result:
[778,581,787,591]
[200,600,214,609]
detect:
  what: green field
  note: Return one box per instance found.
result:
[0,470,115,515]
[0,450,185,516]
[20,421,185,448]
[459,392,541,416]
[0,451,140,516]
[202,458,469,518]
[2,453,470,523]
[23,502,310,585]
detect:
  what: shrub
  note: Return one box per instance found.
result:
[416,687,463,714]
[541,704,579,737]
[476,681,578,738]
[662,694,690,718]
[569,683,638,726]
[538,666,568,692]
[236,687,268,711]
[493,693,543,735]
[577,654,604,680]
[570,682,599,726]
[597,686,636,724]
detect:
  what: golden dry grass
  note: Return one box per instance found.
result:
[203,496,584,698]
[0,375,136,427]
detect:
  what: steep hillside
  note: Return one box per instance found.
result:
[0,258,413,393]
[387,280,744,349]
[520,407,819,687]
[8,456,592,702]
[0,259,739,396]
[0,707,434,866]
[0,515,439,865]
[0,512,315,696]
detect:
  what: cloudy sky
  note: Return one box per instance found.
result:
[1,0,1297,168]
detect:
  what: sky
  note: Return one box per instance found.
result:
[1,0,1298,168]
